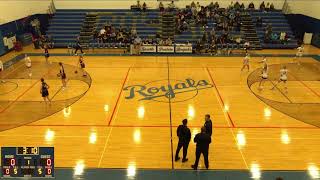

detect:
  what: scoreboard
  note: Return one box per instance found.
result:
[1,147,54,178]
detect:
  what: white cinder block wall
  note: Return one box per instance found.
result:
[0,0,319,25]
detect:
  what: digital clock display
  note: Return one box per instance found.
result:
[16,147,39,155]
[1,147,54,178]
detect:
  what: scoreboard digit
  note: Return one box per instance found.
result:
[1,147,54,178]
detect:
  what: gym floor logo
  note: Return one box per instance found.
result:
[123,78,213,103]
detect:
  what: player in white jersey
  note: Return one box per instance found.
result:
[0,60,3,72]
[260,56,267,65]
[294,45,304,65]
[271,65,288,92]
[258,61,268,90]
[241,54,250,72]
[0,60,4,83]
[24,54,32,77]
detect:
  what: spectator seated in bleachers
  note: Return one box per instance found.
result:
[240,3,245,10]
[264,24,272,42]
[220,30,232,44]
[152,0,246,52]
[210,27,216,40]
[142,2,147,12]
[265,2,270,11]
[99,27,106,43]
[168,1,176,11]
[176,0,244,50]
[181,20,189,30]
[110,27,116,42]
[264,33,272,43]
[131,27,137,37]
[196,2,201,12]
[213,1,219,9]
[256,17,263,27]
[269,32,280,43]
[116,30,125,42]
[260,1,266,11]
[96,23,134,46]
[270,3,275,11]
[195,40,204,54]
[93,30,99,42]
[142,37,154,45]
[137,0,142,10]
[207,40,217,55]
[118,25,125,33]
[131,0,142,11]
[266,23,272,33]
[248,2,255,10]
[201,32,208,43]
[104,21,111,29]
[176,15,189,34]
[207,2,213,10]
[165,38,173,46]
[190,1,196,8]
[233,1,241,11]
[228,1,234,9]
[279,32,289,44]
[159,2,164,13]
[158,38,164,45]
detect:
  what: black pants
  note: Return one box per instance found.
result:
[193,148,209,169]
[75,45,83,54]
[175,141,189,160]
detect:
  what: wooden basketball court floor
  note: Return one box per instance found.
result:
[0,50,320,174]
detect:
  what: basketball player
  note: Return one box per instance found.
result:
[244,41,250,53]
[241,53,250,72]
[40,78,51,104]
[0,60,3,71]
[77,55,87,77]
[0,60,4,83]
[271,65,288,92]
[58,62,67,88]
[258,62,268,90]
[294,44,304,65]
[260,56,267,65]
[74,37,84,55]
[24,54,32,77]
[44,45,50,63]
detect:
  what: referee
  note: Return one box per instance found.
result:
[204,114,212,136]
[175,119,191,162]
[191,126,211,170]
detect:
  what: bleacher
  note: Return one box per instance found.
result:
[46,9,161,48]
[92,9,161,47]
[46,10,85,47]
[174,21,242,44]
[249,10,298,48]
[46,9,298,50]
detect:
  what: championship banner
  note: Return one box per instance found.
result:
[175,45,193,53]
[141,45,157,53]
[157,46,174,53]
